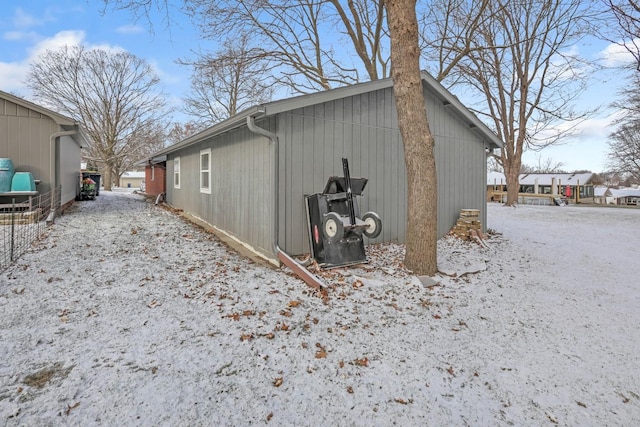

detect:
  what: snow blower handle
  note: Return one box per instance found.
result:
[342,158,356,226]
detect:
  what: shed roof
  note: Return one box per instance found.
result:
[154,71,503,157]
[610,187,640,197]
[0,89,89,147]
[487,172,595,186]
[593,185,612,197]
[519,173,594,186]
[1,90,77,126]
[487,171,507,185]
[121,171,146,179]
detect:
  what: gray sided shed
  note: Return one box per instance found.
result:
[0,90,87,206]
[158,72,503,264]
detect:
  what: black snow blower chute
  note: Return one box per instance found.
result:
[304,158,382,268]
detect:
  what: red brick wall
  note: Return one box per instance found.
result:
[145,164,166,196]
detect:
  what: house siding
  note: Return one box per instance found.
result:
[166,121,274,259]
[277,85,489,256]
[1,96,82,207]
[1,98,59,193]
[159,76,496,260]
[277,87,406,255]
[59,134,81,204]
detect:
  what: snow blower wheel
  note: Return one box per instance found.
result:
[322,212,343,244]
[362,211,382,239]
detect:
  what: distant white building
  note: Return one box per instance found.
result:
[593,185,614,204]
[610,187,640,206]
[119,171,145,189]
[487,172,596,202]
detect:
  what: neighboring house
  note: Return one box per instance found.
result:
[139,155,167,197]
[487,172,596,203]
[149,72,503,265]
[593,185,614,204]
[119,171,145,189]
[610,187,640,206]
[0,90,87,209]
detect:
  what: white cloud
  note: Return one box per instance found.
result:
[0,31,86,95]
[3,31,39,42]
[12,8,41,28]
[11,8,55,29]
[116,24,145,35]
[0,28,135,96]
[0,61,27,94]
[599,39,639,67]
[27,30,86,58]
[148,58,181,85]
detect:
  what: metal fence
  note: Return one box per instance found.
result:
[0,186,61,272]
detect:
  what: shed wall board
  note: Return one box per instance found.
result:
[166,121,274,258]
[1,97,81,207]
[59,134,82,205]
[160,80,492,260]
[1,102,58,190]
[278,85,488,256]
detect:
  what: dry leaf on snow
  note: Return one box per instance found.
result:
[224,313,240,321]
[354,357,369,367]
[315,346,327,359]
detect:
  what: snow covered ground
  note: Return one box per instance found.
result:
[1,191,639,426]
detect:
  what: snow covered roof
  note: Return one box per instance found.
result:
[610,187,640,197]
[519,173,594,186]
[121,171,145,179]
[487,172,594,186]
[593,186,612,197]
[487,171,507,185]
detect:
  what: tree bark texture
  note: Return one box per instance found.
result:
[386,0,438,276]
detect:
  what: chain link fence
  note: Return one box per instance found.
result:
[0,186,61,272]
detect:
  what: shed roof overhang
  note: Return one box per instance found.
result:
[135,154,167,167]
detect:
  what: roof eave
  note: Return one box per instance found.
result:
[154,106,263,157]
[419,71,503,149]
[154,71,504,157]
[0,89,76,126]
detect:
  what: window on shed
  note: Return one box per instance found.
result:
[200,149,211,194]
[174,157,181,189]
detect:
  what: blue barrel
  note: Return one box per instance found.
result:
[11,171,36,192]
[0,158,14,192]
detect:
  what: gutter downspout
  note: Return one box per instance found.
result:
[246,114,324,290]
[46,130,78,223]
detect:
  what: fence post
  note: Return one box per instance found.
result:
[10,197,15,261]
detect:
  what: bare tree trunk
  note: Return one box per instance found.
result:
[386,0,438,276]
[504,163,520,205]
[103,168,113,191]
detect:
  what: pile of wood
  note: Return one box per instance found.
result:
[449,209,483,242]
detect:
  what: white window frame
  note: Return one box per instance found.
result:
[200,149,211,194]
[173,157,181,189]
